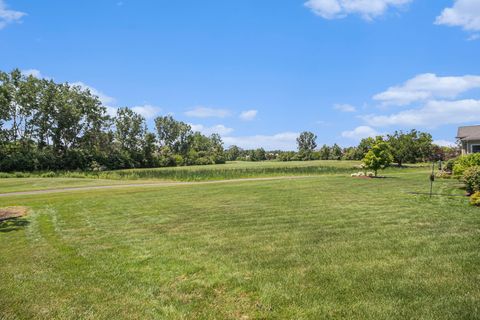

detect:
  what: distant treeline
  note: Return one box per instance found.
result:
[227,130,459,165]
[0,69,225,172]
[0,69,460,172]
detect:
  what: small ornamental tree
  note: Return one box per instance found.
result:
[362,140,393,177]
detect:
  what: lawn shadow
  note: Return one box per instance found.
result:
[0,218,30,233]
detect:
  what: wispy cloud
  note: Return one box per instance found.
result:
[239,110,258,121]
[435,0,480,33]
[132,105,162,119]
[467,33,480,41]
[342,126,380,140]
[434,140,457,147]
[363,99,480,127]
[350,72,480,133]
[305,0,412,20]
[0,0,26,30]
[185,106,230,118]
[334,103,356,113]
[223,132,299,151]
[71,81,116,105]
[21,69,51,80]
[373,73,480,106]
[190,124,234,136]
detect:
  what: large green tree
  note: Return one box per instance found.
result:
[297,131,317,160]
[387,130,433,166]
[154,115,192,157]
[114,107,147,167]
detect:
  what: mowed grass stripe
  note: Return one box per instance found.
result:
[0,172,479,319]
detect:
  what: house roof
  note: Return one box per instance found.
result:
[457,125,480,140]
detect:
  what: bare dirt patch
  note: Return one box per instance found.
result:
[0,206,29,221]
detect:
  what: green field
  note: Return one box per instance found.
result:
[1,162,479,319]
[0,160,426,184]
[0,178,135,194]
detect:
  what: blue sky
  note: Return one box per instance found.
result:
[1,0,480,150]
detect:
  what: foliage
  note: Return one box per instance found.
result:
[469,192,480,206]
[362,139,393,176]
[354,137,376,160]
[226,145,242,161]
[431,145,460,162]
[329,143,342,160]
[462,166,480,195]
[0,69,225,172]
[278,151,298,162]
[386,130,433,166]
[297,131,317,160]
[444,158,458,173]
[319,145,330,160]
[453,153,480,176]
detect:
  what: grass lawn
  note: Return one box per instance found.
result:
[0,178,135,194]
[0,166,479,319]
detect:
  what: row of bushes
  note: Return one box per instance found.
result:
[440,153,480,206]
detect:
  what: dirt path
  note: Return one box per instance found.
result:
[0,176,317,197]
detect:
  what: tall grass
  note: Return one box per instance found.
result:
[98,164,356,181]
[0,161,426,182]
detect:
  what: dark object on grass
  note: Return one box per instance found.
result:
[430,162,435,198]
[0,218,30,233]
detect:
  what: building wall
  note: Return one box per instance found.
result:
[462,140,480,154]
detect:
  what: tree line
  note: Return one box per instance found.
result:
[0,69,225,171]
[0,68,460,172]
[226,130,458,165]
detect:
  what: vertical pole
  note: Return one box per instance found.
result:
[430,162,435,198]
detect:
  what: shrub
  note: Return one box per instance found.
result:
[462,166,480,195]
[453,153,480,176]
[470,192,480,206]
[40,171,56,178]
[173,154,184,166]
[444,158,457,172]
[195,157,214,166]
[90,161,106,172]
[14,172,29,178]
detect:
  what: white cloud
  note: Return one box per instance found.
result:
[434,140,457,147]
[239,109,258,121]
[22,69,45,79]
[190,124,234,136]
[132,105,162,119]
[373,73,480,106]
[184,106,230,118]
[223,132,299,151]
[71,81,116,105]
[341,126,380,140]
[435,0,480,32]
[0,0,26,30]
[334,103,356,112]
[363,99,480,127]
[304,0,412,20]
